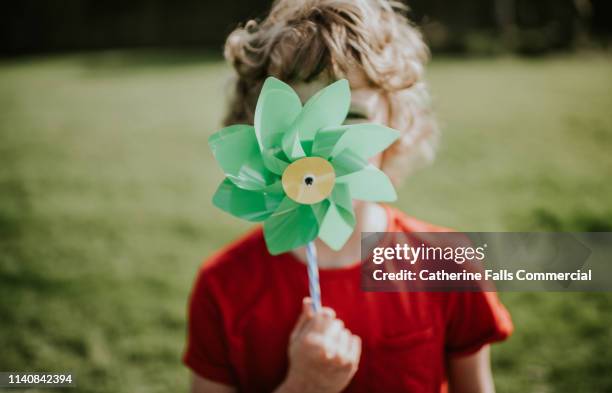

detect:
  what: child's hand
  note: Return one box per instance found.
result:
[279,298,361,393]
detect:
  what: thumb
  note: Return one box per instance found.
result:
[302,297,314,317]
[291,298,314,340]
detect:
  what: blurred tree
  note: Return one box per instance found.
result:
[0,0,609,56]
[494,0,515,46]
[591,0,612,43]
[513,0,577,54]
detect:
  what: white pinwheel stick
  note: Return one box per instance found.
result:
[305,241,321,312]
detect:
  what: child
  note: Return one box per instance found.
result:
[184,1,512,392]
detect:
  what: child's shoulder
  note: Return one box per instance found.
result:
[188,227,275,322]
[200,227,268,277]
[193,226,278,301]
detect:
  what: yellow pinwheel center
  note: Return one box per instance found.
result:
[282,157,335,204]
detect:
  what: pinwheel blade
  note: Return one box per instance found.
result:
[330,182,353,213]
[336,164,397,202]
[208,124,273,190]
[254,87,302,151]
[212,179,284,222]
[311,199,331,225]
[311,127,346,158]
[331,124,400,159]
[318,203,355,251]
[260,77,295,95]
[318,184,356,250]
[261,149,289,176]
[281,127,306,161]
[263,197,320,255]
[291,79,351,142]
[330,148,368,176]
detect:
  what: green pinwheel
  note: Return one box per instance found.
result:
[209,77,400,255]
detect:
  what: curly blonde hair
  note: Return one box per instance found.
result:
[223,0,438,181]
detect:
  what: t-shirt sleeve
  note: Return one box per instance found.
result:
[445,291,513,357]
[183,269,236,386]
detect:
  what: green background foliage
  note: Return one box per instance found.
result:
[1,51,611,392]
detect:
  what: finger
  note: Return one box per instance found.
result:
[312,306,336,333]
[320,306,336,319]
[303,297,314,318]
[310,311,334,334]
[335,329,351,365]
[323,319,344,358]
[348,335,362,365]
[291,298,314,340]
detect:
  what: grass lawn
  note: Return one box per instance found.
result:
[1,50,611,392]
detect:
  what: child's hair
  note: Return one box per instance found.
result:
[223,0,438,181]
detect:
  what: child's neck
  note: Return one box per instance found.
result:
[291,202,388,269]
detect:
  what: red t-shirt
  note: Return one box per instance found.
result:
[184,206,513,392]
